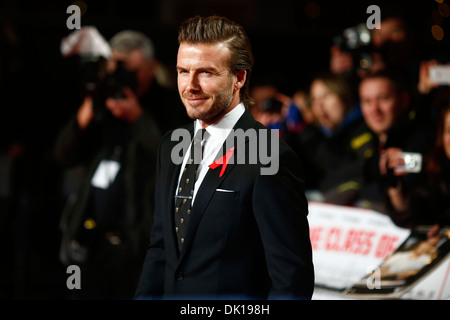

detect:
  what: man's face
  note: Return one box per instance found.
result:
[176,42,236,124]
[359,77,406,137]
[310,80,346,131]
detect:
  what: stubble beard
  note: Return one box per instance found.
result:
[183,80,234,123]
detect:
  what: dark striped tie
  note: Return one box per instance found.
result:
[174,128,206,251]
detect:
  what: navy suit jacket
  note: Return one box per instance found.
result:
[135,109,314,299]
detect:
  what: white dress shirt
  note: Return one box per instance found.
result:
[176,102,245,204]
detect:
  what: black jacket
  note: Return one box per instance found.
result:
[293,109,374,205]
[55,111,161,265]
[135,109,314,300]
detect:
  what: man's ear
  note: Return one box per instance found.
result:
[234,70,247,91]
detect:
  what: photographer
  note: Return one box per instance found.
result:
[355,68,435,219]
[54,30,170,299]
[330,7,415,83]
[330,23,386,79]
[382,92,450,229]
[249,81,308,161]
[249,82,290,134]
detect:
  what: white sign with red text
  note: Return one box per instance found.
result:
[308,201,411,290]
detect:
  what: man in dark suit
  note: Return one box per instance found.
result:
[135,15,314,300]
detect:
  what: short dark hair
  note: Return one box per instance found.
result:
[178,15,254,108]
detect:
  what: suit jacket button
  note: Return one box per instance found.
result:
[177,272,184,280]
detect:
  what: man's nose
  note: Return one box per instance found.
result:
[369,103,383,118]
[186,74,200,91]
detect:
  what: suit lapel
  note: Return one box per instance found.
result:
[178,109,258,261]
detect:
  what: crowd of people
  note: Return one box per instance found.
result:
[0,6,448,300]
[250,12,450,232]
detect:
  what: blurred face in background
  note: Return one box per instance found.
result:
[359,77,408,141]
[310,79,346,131]
[371,17,407,48]
[444,109,450,159]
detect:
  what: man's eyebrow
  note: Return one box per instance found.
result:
[198,67,217,72]
[176,66,218,72]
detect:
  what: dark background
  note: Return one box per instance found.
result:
[1,0,448,148]
[0,0,448,299]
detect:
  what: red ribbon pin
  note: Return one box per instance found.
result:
[208,147,235,177]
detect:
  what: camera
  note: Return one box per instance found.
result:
[78,55,107,95]
[333,23,374,73]
[429,65,450,85]
[77,55,138,121]
[79,56,137,101]
[102,60,137,100]
[396,152,423,173]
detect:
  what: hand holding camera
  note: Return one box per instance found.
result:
[418,60,450,95]
[380,147,423,177]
